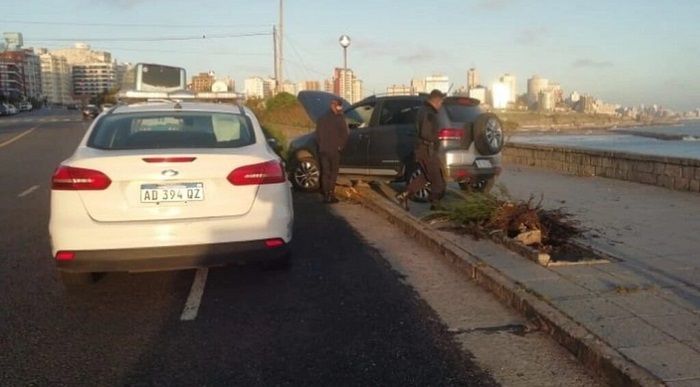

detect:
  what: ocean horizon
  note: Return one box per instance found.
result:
[509,121,700,160]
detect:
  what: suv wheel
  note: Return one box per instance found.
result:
[291,157,320,192]
[473,113,504,156]
[408,168,431,202]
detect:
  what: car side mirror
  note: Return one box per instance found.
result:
[348,122,361,129]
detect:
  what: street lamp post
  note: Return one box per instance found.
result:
[339,34,351,101]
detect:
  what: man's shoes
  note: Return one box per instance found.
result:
[395,192,410,211]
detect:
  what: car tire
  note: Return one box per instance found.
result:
[459,176,496,193]
[408,168,431,202]
[291,156,320,192]
[60,271,95,287]
[473,113,504,156]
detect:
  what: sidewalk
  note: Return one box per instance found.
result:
[352,165,700,386]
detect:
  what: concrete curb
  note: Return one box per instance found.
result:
[352,186,663,387]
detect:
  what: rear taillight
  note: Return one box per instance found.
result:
[52,166,112,190]
[438,128,464,141]
[55,251,75,261]
[227,160,286,186]
[265,238,286,249]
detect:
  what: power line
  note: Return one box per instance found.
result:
[27,31,271,43]
[0,19,271,28]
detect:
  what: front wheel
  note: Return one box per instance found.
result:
[291,157,320,192]
[459,176,496,193]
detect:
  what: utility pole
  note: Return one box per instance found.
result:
[273,25,278,87]
[277,0,284,94]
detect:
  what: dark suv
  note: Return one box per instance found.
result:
[289,91,504,199]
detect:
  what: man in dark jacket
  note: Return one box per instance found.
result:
[316,98,349,203]
[395,89,446,210]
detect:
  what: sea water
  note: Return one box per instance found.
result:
[509,121,700,160]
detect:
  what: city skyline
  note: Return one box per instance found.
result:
[2,0,699,111]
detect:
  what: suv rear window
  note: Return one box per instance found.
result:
[443,99,481,122]
[88,112,255,150]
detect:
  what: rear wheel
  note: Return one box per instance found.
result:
[458,176,496,193]
[291,157,320,192]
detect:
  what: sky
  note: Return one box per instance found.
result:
[3,0,699,111]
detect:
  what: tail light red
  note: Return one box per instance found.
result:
[227,160,286,186]
[438,128,464,141]
[55,251,75,261]
[265,238,286,249]
[52,166,112,190]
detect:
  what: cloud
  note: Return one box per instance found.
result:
[516,27,548,45]
[572,59,614,68]
[355,40,447,64]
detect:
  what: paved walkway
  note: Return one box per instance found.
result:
[497,165,700,385]
[380,165,700,385]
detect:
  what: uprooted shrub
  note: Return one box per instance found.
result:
[426,192,581,248]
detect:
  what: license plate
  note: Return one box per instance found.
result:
[140,183,204,203]
[475,159,493,169]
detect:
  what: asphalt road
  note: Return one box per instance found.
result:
[0,109,495,386]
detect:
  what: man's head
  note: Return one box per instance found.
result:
[330,98,343,115]
[427,89,445,110]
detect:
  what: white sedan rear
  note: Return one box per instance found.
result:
[49,101,293,284]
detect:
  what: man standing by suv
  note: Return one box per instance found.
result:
[396,89,446,210]
[316,98,348,203]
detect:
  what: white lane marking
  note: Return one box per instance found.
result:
[0,127,37,148]
[180,268,209,321]
[17,185,40,198]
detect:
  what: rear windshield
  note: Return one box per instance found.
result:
[87,112,256,150]
[443,101,481,122]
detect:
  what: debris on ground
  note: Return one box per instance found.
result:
[427,192,582,254]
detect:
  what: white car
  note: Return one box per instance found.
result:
[49,100,294,285]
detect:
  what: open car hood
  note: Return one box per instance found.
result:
[297,91,353,123]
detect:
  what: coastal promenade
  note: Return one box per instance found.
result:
[494,165,700,384]
[348,163,700,385]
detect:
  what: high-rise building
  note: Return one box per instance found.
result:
[50,43,111,66]
[39,49,73,105]
[527,75,548,106]
[296,80,321,93]
[244,77,265,99]
[191,72,215,92]
[538,90,555,111]
[72,62,118,98]
[491,82,509,109]
[0,61,23,100]
[282,81,297,95]
[425,74,449,94]
[332,68,363,103]
[411,78,426,94]
[0,49,42,100]
[3,32,24,51]
[352,78,363,103]
[468,86,487,104]
[263,78,277,98]
[387,84,413,95]
[467,68,479,89]
[499,73,517,104]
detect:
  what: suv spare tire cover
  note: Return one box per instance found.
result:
[472,113,504,155]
